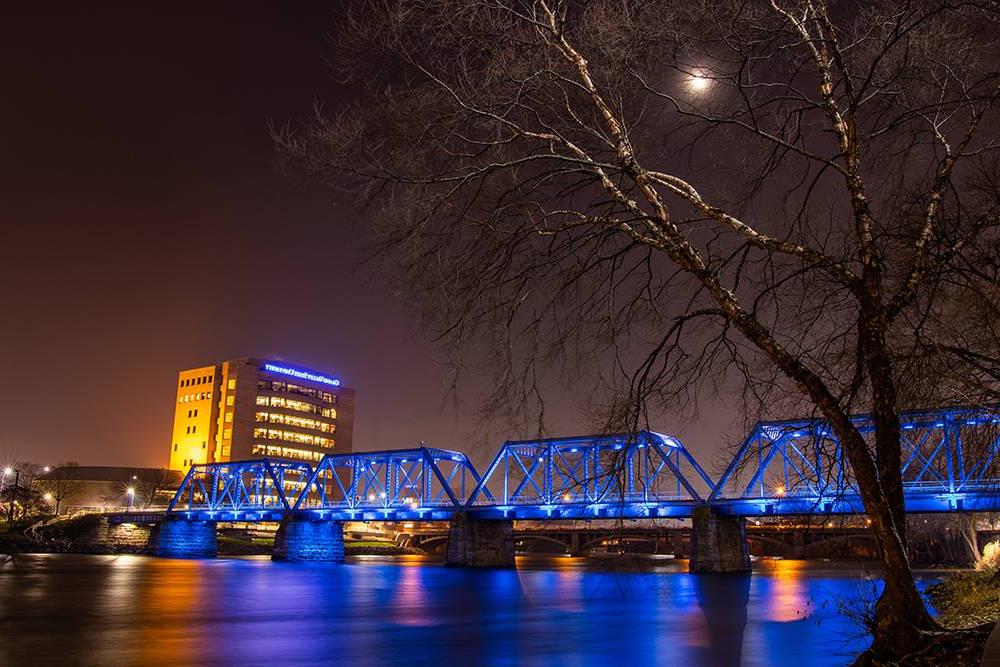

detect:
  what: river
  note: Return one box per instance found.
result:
[0,554,943,666]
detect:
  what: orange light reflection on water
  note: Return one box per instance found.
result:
[757,559,812,622]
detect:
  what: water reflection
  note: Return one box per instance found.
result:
[0,555,937,666]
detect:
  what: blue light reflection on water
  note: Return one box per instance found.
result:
[0,555,941,666]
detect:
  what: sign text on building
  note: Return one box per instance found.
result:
[263,363,341,387]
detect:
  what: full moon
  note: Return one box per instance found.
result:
[689,74,709,91]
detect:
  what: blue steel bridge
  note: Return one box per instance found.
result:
[167,405,1000,523]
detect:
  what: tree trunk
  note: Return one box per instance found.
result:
[834,427,937,662]
[960,515,982,567]
[866,504,937,660]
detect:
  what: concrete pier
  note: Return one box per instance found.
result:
[689,506,750,573]
[444,512,515,567]
[151,518,218,558]
[272,518,345,562]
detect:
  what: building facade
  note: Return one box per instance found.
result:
[40,466,185,514]
[168,358,354,470]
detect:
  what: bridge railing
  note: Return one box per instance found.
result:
[168,459,314,513]
[293,447,485,515]
[465,430,714,518]
[709,406,1000,513]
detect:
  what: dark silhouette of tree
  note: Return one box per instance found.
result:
[135,468,174,509]
[278,1,1000,661]
[39,463,81,516]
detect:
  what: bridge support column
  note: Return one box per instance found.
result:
[569,532,581,556]
[689,507,750,573]
[151,518,217,559]
[444,512,515,567]
[272,518,345,562]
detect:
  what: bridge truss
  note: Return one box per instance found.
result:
[466,431,714,519]
[710,406,1000,515]
[164,406,1000,522]
[167,448,484,521]
[293,447,486,520]
[169,459,313,520]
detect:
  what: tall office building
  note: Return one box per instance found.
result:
[168,358,354,470]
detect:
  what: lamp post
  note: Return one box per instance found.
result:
[6,468,20,525]
[0,468,10,522]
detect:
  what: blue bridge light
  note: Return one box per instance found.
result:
[167,406,1000,522]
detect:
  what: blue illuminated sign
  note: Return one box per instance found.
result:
[263,363,341,387]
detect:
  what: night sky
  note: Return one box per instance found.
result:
[1,2,734,471]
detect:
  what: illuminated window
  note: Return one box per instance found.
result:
[225,412,233,423]
[252,428,334,448]
[222,445,231,457]
[254,411,334,433]
[228,379,236,390]
[223,428,232,440]
[226,395,234,406]
[250,444,324,462]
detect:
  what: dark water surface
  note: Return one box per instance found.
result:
[0,554,942,666]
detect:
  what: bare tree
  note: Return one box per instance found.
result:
[278,1,1000,660]
[39,463,81,516]
[135,468,174,509]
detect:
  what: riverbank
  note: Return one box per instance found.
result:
[0,514,427,557]
[871,570,1000,666]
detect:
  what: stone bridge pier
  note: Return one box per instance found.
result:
[150,518,218,558]
[689,506,750,573]
[444,512,515,567]
[272,517,345,562]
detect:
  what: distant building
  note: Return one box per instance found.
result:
[40,466,184,514]
[168,358,354,470]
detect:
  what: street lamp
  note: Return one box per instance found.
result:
[4,468,21,525]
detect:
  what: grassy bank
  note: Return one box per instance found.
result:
[927,570,1000,629]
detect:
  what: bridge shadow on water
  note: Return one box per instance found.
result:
[0,554,936,666]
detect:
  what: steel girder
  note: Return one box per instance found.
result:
[163,406,1000,523]
[167,458,313,520]
[291,447,485,521]
[709,406,1000,516]
[464,431,714,520]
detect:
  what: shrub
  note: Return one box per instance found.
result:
[977,541,1000,572]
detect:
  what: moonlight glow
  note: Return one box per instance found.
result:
[688,73,709,91]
